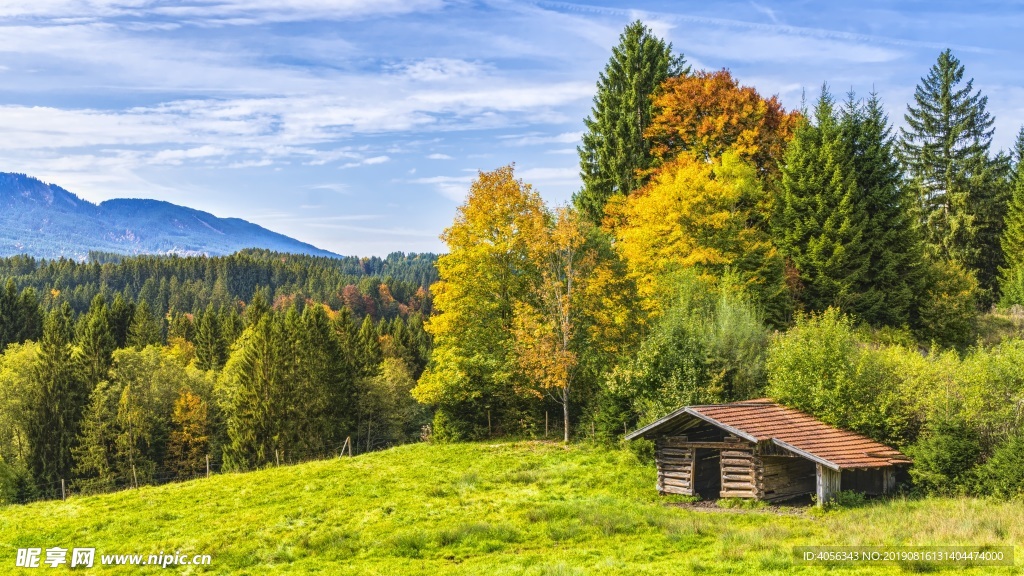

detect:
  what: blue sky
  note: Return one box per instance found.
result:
[1,0,1022,256]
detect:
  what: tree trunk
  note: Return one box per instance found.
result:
[562,386,570,443]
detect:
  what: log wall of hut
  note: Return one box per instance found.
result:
[718,445,755,498]
[654,437,693,495]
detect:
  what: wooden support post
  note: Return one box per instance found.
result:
[347,436,353,457]
[132,464,138,489]
[545,411,549,438]
[275,449,280,467]
[206,455,210,478]
[815,464,841,506]
[61,479,66,501]
[487,410,492,437]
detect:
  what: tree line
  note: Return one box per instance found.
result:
[0,253,433,503]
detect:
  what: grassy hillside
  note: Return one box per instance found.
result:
[1,441,1021,574]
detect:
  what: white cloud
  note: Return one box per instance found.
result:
[502,131,582,146]
[427,153,453,160]
[341,155,391,168]
[0,0,445,24]
[398,58,485,82]
[411,175,474,201]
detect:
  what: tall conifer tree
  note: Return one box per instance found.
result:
[999,127,1024,306]
[77,294,115,388]
[899,49,1010,298]
[27,303,85,488]
[841,92,925,326]
[775,87,870,315]
[574,20,686,222]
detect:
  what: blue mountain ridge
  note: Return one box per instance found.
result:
[0,173,340,259]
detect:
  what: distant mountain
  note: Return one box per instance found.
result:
[0,173,340,259]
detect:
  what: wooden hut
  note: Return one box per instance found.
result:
[625,399,910,505]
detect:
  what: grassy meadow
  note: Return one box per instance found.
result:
[1,441,1021,575]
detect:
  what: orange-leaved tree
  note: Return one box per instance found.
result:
[645,69,800,180]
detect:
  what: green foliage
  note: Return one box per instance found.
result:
[900,49,1011,300]
[126,299,163,350]
[75,294,115,387]
[608,271,769,428]
[915,259,980,348]
[977,432,1024,498]
[26,302,85,490]
[999,127,1024,306]
[906,418,983,495]
[776,87,924,329]
[819,490,867,511]
[765,308,913,446]
[72,381,120,493]
[575,20,686,222]
[0,279,42,351]
[775,88,869,316]
[0,460,35,505]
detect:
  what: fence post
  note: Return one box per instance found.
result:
[132,464,138,489]
[61,479,65,501]
[487,410,492,437]
[206,454,210,478]
[347,436,352,457]
[545,411,549,438]
[275,449,280,467]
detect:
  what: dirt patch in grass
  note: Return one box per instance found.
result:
[669,497,813,516]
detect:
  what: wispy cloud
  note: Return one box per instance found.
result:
[410,174,475,201]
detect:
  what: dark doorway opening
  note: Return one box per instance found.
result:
[693,448,721,499]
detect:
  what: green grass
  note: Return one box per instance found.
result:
[1,441,1021,574]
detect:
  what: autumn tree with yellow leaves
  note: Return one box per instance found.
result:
[607,150,788,324]
[413,165,550,440]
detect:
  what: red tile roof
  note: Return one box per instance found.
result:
[628,398,910,470]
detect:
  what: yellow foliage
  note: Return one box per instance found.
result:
[609,151,783,317]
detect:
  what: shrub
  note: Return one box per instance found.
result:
[766,308,914,446]
[0,461,36,505]
[915,259,979,348]
[607,270,769,428]
[977,432,1024,498]
[906,418,983,495]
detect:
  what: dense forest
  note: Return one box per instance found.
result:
[4,21,1024,504]
[0,250,436,501]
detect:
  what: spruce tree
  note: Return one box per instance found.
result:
[27,303,85,489]
[899,49,1010,298]
[357,315,382,375]
[76,294,115,388]
[775,87,870,315]
[999,127,1024,306]
[15,287,43,343]
[841,92,925,326]
[127,300,163,349]
[72,381,121,493]
[194,305,226,371]
[574,20,686,222]
[108,293,134,349]
[0,279,16,350]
